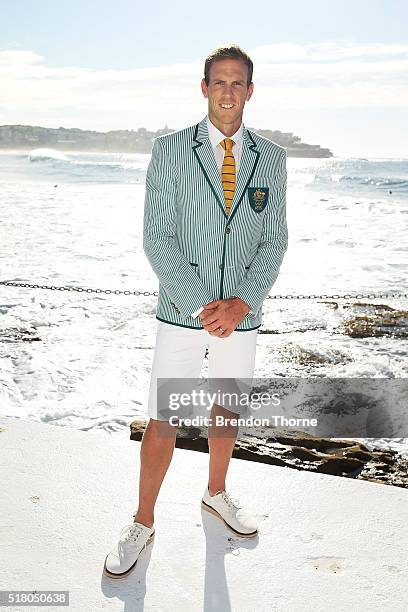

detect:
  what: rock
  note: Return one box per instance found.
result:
[130,419,408,488]
[279,342,352,366]
[320,301,408,338]
[0,327,41,342]
[343,309,408,338]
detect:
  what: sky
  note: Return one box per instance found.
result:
[1,0,407,158]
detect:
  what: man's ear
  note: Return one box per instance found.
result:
[201,78,208,99]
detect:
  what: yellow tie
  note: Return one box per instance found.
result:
[220,138,236,216]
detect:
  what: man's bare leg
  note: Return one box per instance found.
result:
[207,403,239,496]
[133,418,178,527]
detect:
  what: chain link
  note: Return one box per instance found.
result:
[266,292,408,300]
[1,280,407,301]
[0,280,158,297]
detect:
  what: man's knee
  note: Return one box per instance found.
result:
[147,417,178,437]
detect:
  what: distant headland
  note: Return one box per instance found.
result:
[0,124,333,158]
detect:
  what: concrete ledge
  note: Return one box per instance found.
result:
[1,416,407,611]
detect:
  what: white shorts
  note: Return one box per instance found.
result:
[147,321,258,421]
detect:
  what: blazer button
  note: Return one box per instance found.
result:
[219,264,223,270]
[225,227,231,235]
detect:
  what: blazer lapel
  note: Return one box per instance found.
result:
[192,116,260,224]
[192,118,227,219]
[227,128,260,224]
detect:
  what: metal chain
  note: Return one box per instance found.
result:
[0,280,158,297]
[267,292,408,300]
[1,280,407,300]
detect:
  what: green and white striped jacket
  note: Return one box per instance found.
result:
[143,114,288,331]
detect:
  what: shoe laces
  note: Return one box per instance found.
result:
[118,523,145,553]
[221,491,242,511]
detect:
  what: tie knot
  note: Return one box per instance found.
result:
[221,137,234,152]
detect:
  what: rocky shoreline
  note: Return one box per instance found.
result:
[0,124,333,157]
[130,419,408,489]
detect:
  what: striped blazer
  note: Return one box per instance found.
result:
[143,114,288,331]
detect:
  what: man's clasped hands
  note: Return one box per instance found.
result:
[199,297,251,337]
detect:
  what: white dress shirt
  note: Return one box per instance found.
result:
[191,115,252,319]
[206,114,244,173]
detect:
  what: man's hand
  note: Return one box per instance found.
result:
[199,297,251,337]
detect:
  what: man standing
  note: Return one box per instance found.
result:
[104,44,288,579]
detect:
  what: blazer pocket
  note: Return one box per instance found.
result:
[170,301,180,314]
[189,261,201,279]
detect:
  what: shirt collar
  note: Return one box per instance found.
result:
[206,114,244,150]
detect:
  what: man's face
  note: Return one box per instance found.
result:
[201,58,254,130]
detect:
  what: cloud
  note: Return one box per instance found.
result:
[250,41,408,62]
[0,41,407,129]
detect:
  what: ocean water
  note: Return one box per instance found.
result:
[0,147,407,456]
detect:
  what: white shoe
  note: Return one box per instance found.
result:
[201,486,258,538]
[103,521,155,579]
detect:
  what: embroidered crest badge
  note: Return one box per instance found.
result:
[247,187,269,212]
